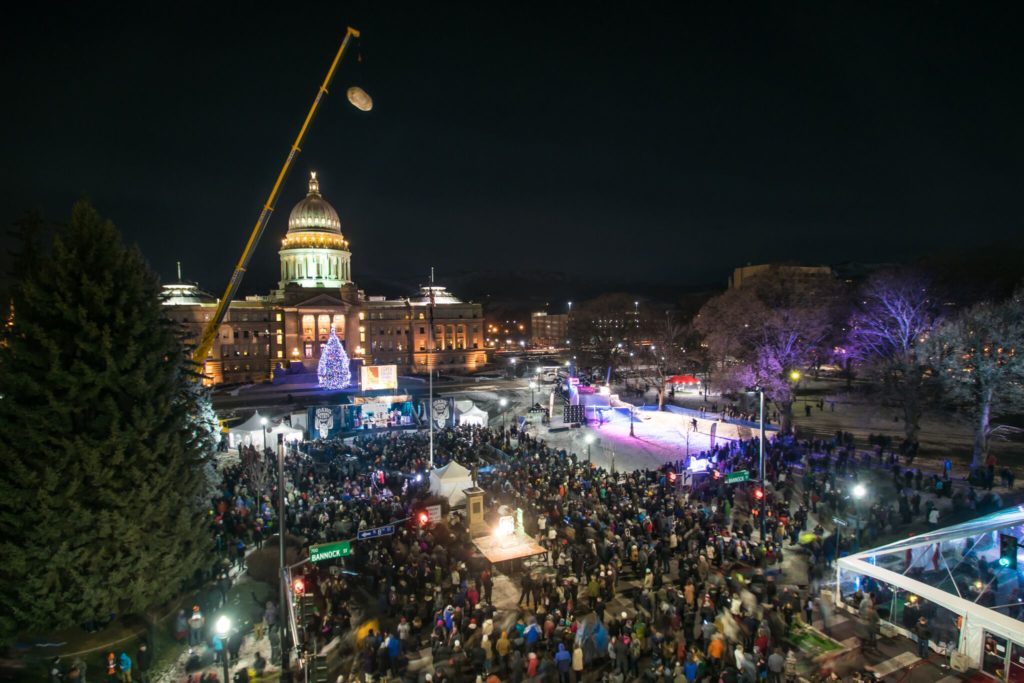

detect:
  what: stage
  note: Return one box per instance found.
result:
[473,533,547,564]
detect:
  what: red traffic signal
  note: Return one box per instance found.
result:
[292,577,305,595]
[753,488,764,500]
[417,510,430,527]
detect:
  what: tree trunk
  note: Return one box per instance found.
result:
[973,392,992,469]
[902,388,921,443]
[779,400,793,434]
[657,387,664,411]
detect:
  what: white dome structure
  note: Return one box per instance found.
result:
[278,172,352,289]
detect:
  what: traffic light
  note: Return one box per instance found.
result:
[753,488,764,501]
[417,510,430,527]
[310,654,329,683]
[292,577,306,595]
[299,593,318,629]
[999,534,1018,569]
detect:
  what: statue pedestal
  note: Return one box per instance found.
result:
[464,487,487,538]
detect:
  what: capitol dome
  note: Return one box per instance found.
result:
[287,172,342,235]
[278,171,352,290]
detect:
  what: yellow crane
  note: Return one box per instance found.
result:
[191,26,363,373]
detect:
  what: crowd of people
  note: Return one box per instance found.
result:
[198,420,900,683]
[189,403,1008,683]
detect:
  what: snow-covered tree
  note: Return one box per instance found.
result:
[928,287,1024,468]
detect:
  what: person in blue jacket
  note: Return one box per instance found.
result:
[117,652,132,683]
[554,643,571,683]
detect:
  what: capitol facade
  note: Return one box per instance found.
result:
[164,172,487,384]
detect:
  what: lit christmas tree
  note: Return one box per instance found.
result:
[318,327,351,389]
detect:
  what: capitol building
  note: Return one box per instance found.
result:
[164,172,487,384]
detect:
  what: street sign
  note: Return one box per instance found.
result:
[832,517,849,527]
[357,524,395,541]
[309,540,351,562]
[725,470,749,484]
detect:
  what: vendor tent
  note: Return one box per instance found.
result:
[667,375,701,385]
[270,423,303,443]
[458,405,489,427]
[429,461,474,507]
[227,411,270,448]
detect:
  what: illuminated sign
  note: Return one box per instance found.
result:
[361,364,398,391]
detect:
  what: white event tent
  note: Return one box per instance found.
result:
[428,461,474,507]
[836,504,1024,676]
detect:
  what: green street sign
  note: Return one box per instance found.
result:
[725,470,749,484]
[310,540,351,562]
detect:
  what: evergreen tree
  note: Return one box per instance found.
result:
[317,327,351,389]
[0,201,215,641]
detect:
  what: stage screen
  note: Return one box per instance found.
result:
[361,364,398,391]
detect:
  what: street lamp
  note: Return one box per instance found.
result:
[852,483,867,550]
[215,615,231,683]
[499,397,508,432]
[585,433,594,464]
[260,416,268,453]
[529,381,537,408]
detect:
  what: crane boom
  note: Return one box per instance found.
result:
[191,27,361,371]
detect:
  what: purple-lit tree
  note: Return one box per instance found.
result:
[928,287,1024,468]
[846,271,940,442]
[695,269,841,433]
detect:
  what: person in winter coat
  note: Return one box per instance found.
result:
[495,630,511,670]
[117,653,132,683]
[135,644,152,683]
[571,644,584,680]
[525,652,539,679]
[554,644,572,683]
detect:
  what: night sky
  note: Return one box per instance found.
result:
[3,3,1023,296]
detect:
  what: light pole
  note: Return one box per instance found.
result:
[215,615,231,683]
[852,483,866,550]
[277,428,287,667]
[758,388,766,541]
[260,416,268,453]
[629,404,635,438]
[529,381,537,408]
[585,433,594,464]
[510,357,517,379]
[499,397,508,433]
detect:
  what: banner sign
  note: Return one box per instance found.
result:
[424,397,455,430]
